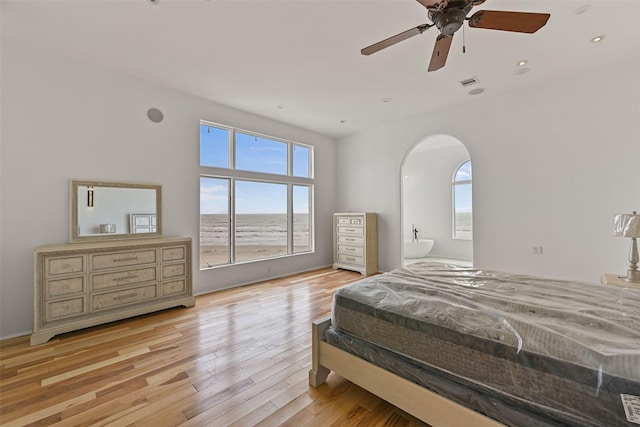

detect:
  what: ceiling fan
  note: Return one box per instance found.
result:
[361,0,550,72]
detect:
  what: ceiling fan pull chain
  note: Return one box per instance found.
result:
[462,23,466,53]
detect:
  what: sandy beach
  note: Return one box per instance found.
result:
[200,244,310,268]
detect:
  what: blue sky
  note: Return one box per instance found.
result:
[200,178,309,214]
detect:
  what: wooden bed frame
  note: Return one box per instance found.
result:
[309,316,505,427]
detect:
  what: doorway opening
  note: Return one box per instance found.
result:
[400,134,473,267]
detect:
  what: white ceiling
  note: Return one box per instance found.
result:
[2,0,639,138]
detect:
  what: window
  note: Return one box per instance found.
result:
[200,126,229,168]
[452,160,472,240]
[235,180,288,262]
[199,121,314,269]
[200,177,230,267]
[293,185,311,253]
[235,132,288,175]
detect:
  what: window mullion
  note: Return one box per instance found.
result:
[230,129,236,170]
[230,178,236,264]
[287,184,293,254]
[309,185,314,250]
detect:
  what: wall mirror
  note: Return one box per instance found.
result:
[70,179,162,242]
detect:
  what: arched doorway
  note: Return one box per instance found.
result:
[400,134,473,266]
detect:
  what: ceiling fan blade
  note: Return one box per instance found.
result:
[416,0,447,9]
[361,24,432,56]
[428,34,453,72]
[468,10,550,34]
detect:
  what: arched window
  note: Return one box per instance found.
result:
[452,160,472,240]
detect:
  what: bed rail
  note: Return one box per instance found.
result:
[309,316,505,427]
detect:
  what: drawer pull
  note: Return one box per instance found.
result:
[113,256,138,262]
[113,273,138,282]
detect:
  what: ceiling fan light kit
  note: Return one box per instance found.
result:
[361,0,550,72]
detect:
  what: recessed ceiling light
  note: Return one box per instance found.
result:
[517,60,528,67]
[591,35,605,43]
[468,88,484,96]
[382,98,393,103]
[514,68,530,76]
[575,5,591,15]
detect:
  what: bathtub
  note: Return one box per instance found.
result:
[403,239,434,259]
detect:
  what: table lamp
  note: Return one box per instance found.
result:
[613,211,640,282]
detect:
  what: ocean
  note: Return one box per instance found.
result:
[200,213,310,247]
[455,212,473,239]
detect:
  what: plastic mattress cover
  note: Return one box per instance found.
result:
[332,262,640,383]
[330,262,640,426]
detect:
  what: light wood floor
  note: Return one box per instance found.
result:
[0,267,428,427]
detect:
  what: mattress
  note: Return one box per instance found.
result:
[330,262,640,427]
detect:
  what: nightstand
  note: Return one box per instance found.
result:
[601,273,640,289]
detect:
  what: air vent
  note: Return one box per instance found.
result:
[459,76,479,87]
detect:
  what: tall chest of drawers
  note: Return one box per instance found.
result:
[333,213,378,276]
[32,237,194,345]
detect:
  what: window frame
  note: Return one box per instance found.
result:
[199,120,314,270]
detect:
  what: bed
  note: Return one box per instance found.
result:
[309,262,640,427]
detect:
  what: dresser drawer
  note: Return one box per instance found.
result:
[92,267,157,291]
[337,253,364,266]
[91,285,157,311]
[46,297,86,321]
[45,256,85,277]
[162,263,186,280]
[337,216,364,225]
[162,246,186,262]
[338,235,363,245]
[46,277,85,298]
[91,250,157,271]
[162,279,186,296]
[337,226,363,236]
[338,245,364,256]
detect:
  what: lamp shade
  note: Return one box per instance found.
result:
[613,212,640,238]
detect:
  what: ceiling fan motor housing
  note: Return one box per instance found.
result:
[429,4,473,36]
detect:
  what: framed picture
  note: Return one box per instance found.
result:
[130,214,157,234]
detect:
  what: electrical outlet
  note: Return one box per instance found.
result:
[532,246,543,255]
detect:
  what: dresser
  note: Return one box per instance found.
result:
[600,273,640,289]
[32,237,194,345]
[333,213,378,276]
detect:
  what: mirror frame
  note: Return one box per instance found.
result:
[70,179,162,243]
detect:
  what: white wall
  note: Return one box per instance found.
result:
[402,136,472,261]
[0,41,336,339]
[337,58,640,280]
